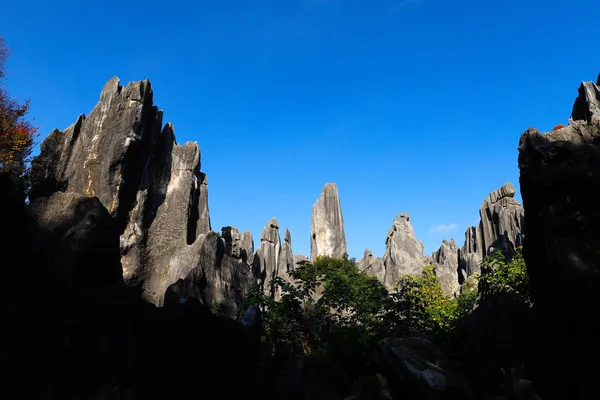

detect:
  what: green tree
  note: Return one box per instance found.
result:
[477,246,532,306]
[245,256,390,363]
[385,265,477,350]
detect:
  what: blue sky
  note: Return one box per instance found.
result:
[2,0,599,259]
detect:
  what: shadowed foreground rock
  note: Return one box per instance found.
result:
[0,174,259,400]
[518,74,600,400]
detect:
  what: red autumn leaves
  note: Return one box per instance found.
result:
[0,37,38,177]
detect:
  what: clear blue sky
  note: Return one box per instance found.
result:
[2,0,599,259]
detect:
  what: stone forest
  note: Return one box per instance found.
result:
[1,73,600,399]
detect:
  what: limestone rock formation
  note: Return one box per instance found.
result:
[29,191,123,289]
[310,183,347,260]
[459,182,524,279]
[29,77,211,305]
[278,228,295,278]
[373,337,468,398]
[256,217,281,296]
[293,254,309,266]
[431,239,460,297]
[221,226,254,266]
[382,213,426,287]
[357,249,385,283]
[517,74,600,399]
[164,231,254,317]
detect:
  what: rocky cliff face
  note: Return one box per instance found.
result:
[382,213,426,287]
[30,77,212,305]
[459,182,524,279]
[164,230,254,317]
[278,228,295,278]
[431,239,460,297]
[310,183,347,260]
[518,74,600,400]
[255,217,282,296]
[358,249,386,283]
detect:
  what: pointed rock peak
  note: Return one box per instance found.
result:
[100,76,121,101]
[284,228,291,244]
[268,217,279,229]
[321,182,338,195]
[395,212,411,223]
[485,182,516,204]
[570,77,600,123]
[99,76,153,106]
[440,238,458,249]
[364,249,373,258]
[261,217,280,243]
[310,182,347,260]
[387,212,417,243]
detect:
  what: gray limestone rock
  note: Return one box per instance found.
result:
[310,183,347,260]
[164,231,254,317]
[238,230,255,267]
[275,228,295,300]
[29,77,211,305]
[357,249,386,283]
[258,217,281,296]
[459,182,524,280]
[278,228,295,277]
[459,226,484,279]
[382,213,426,287]
[221,226,254,270]
[431,239,460,297]
[293,254,309,266]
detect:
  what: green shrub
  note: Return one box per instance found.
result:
[477,246,532,306]
[242,249,530,363]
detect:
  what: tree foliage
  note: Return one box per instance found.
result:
[0,37,38,180]
[477,246,532,306]
[385,265,477,350]
[245,256,390,364]
[243,249,530,370]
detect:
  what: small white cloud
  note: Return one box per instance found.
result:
[429,223,459,233]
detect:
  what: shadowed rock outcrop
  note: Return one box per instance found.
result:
[164,231,254,317]
[518,74,600,400]
[382,213,426,287]
[0,174,259,400]
[431,239,460,297]
[310,183,347,260]
[29,191,123,289]
[459,182,524,280]
[29,77,211,305]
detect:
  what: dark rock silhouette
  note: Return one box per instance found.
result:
[518,74,600,400]
[0,173,258,400]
